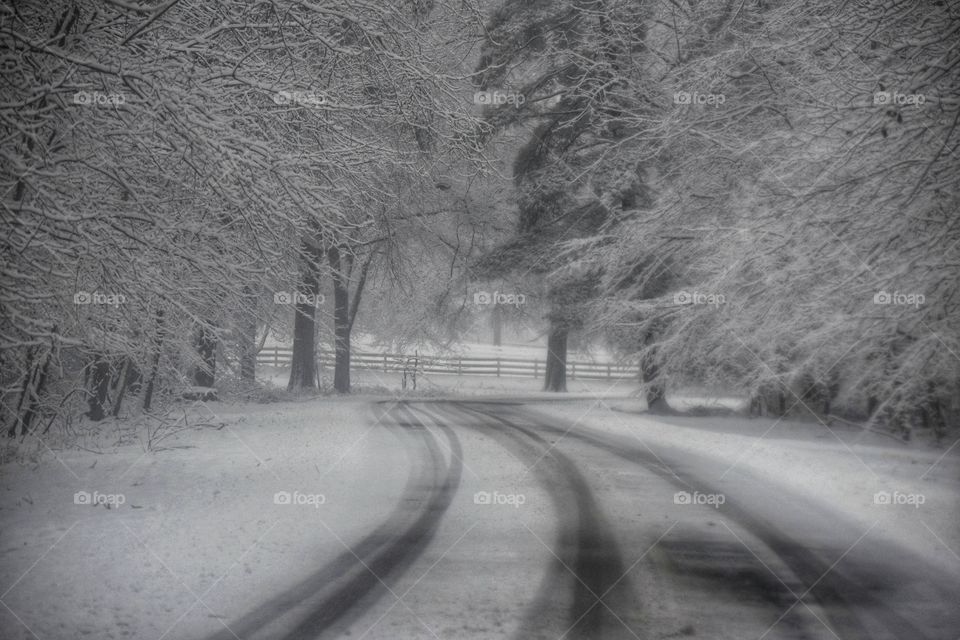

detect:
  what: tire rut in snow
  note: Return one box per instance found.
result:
[201,403,462,640]
[437,401,642,640]
[509,406,958,640]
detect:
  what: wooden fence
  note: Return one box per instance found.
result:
[256,347,640,381]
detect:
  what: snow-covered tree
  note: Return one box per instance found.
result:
[588,0,960,435]
[1,0,483,430]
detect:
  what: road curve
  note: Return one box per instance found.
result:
[203,399,960,640]
[446,400,960,640]
[202,403,461,640]
[427,401,639,640]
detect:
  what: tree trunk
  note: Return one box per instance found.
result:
[288,240,323,391]
[543,324,568,392]
[8,345,52,437]
[643,360,670,413]
[491,304,502,347]
[8,346,36,437]
[87,356,111,421]
[329,246,351,393]
[111,358,130,418]
[239,286,257,383]
[21,349,51,436]
[143,309,164,411]
[193,325,216,387]
[641,336,671,413]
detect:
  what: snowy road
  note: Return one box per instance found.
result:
[204,399,959,640]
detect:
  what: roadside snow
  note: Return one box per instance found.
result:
[0,398,408,640]
[527,399,960,574]
[6,391,955,639]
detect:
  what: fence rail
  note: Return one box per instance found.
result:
[256,347,639,381]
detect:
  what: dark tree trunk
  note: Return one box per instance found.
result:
[642,359,670,413]
[143,309,164,411]
[750,379,788,417]
[239,286,257,383]
[823,375,839,416]
[287,298,318,391]
[288,240,323,391]
[193,325,217,387]
[20,349,51,436]
[642,330,671,413]
[8,346,52,437]
[329,246,351,393]
[143,352,161,411]
[326,246,373,394]
[111,358,130,418]
[125,360,142,394]
[332,303,351,393]
[8,346,36,437]
[543,324,568,392]
[87,356,111,421]
[491,305,502,347]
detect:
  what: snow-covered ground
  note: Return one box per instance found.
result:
[2,391,957,639]
[528,398,960,573]
[0,399,409,640]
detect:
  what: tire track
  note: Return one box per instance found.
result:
[202,403,461,640]
[425,401,643,640]
[493,403,959,640]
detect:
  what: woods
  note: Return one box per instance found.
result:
[1,0,484,428]
[2,0,958,439]
[469,0,960,433]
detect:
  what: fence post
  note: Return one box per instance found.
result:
[383,354,387,372]
[496,358,500,377]
[274,348,279,366]
[607,363,611,380]
[458,358,462,376]
[571,362,576,380]
[534,360,538,378]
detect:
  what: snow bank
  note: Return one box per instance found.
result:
[528,399,960,573]
[0,398,406,640]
